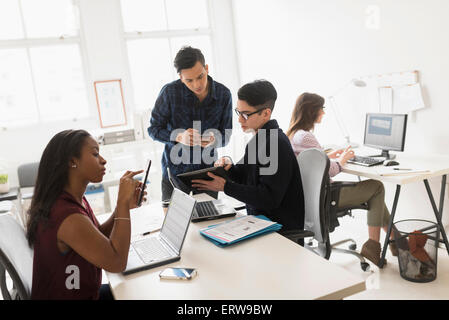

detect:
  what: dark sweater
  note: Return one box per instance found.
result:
[223,120,305,231]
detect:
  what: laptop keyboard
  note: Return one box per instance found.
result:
[195,201,219,217]
[133,237,171,264]
[347,155,384,167]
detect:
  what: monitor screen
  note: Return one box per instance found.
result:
[364,113,407,151]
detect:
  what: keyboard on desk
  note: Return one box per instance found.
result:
[347,156,385,167]
[195,201,219,217]
[132,237,171,264]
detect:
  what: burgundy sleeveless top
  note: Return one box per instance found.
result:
[31,191,102,300]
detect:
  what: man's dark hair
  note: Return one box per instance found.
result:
[237,80,277,111]
[174,46,206,73]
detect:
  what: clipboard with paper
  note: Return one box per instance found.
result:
[199,215,282,247]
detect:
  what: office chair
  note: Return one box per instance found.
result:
[327,181,370,271]
[0,213,34,300]
[17,162,39,200]
[16,161,39,228]
[282,148,370,271]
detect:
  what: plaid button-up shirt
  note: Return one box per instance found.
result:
[148,76,233,180]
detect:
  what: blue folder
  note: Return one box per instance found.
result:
[199,215,282,248]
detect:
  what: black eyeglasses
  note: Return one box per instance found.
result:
[234,108,265,120]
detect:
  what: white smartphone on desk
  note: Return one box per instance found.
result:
[159,267,197,280]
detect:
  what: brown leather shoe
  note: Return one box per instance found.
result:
[361,239,386,266]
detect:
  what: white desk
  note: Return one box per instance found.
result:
[343,154,449,185]
[106,214,366,300]
[342,153,449,267]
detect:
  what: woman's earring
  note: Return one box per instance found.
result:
[72,164,77,168]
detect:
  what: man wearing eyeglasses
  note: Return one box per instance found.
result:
[192,80,305,234]
[148,46,233,204]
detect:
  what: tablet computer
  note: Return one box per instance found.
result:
[177,166,229,187]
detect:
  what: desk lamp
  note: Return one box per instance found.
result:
[328,79,367,148]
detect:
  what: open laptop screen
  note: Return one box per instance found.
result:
[167,167,191,195]
[160,189,195,253]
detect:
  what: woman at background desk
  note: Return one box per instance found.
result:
[26,129,145,299]
[286,92,397,266]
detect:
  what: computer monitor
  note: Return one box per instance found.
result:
[363,113,408,159]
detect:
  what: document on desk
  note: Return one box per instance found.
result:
[130,202,165,241]
[200,215,282,247]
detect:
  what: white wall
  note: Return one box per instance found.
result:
[233,0,449,227]
[0,0,240,188]
[0,0,130,187]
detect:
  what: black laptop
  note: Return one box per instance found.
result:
[167,167,237,222]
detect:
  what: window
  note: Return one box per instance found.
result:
[0,0,89,127]
[120,0,214,111]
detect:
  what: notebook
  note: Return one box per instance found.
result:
[122,188,196,275]
[167,167,237,222]
[129,202,165,242]
[199,215,282,247]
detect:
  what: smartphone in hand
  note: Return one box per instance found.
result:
[137,160,151,206]
[201,132,213,142]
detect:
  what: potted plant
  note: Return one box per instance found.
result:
[0,158,10,194]
[0,173,9,194]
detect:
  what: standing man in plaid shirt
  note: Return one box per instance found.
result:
[148,46,233,204]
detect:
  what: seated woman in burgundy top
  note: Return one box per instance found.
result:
[286,93,398,267]
[26,130,144,299]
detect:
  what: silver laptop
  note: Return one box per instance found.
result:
[167,167,237,222]
[123,188,196,275]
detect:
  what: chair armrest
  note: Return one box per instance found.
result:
[330,181,359,190]
[330,181,369,209]
[328,181,369,222]
[279,229,314,244]
[329,181,358,203]
[327,181,360,232]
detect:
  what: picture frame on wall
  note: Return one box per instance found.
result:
[94,79,127,128]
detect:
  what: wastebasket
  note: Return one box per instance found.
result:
[393,219,439,283]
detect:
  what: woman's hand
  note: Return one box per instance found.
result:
[132,183,148,209]
[327,148,345,159]
[117,170,144,209]
[337,146,355,166]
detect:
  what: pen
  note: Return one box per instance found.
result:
[393,168,412,171]
[142,231,151,236]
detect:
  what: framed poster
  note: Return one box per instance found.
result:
[94,79,127,128]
